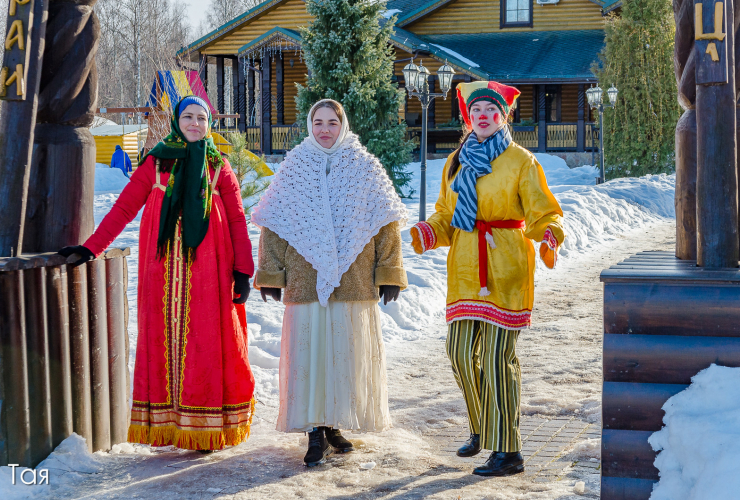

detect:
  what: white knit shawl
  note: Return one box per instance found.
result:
[251,133,408,306]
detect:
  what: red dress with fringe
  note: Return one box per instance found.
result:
[84,155,256,450]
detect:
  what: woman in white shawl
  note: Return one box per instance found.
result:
[251,99,408,467]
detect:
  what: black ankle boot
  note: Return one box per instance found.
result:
[324,427,354,453]
[457,433,481,457]
[472,451,524,476]
[304,427,332,467]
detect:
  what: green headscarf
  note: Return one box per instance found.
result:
[145,97,224,258]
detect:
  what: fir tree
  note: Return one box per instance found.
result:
[296,0,413,194]
[594,0,681,178]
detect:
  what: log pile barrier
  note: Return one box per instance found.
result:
[0,249,130,467]
[600,250,740,499]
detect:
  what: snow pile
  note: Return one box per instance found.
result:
[430,43,481,68]
[649,364,740,500]
[94,165,129,193]
[0,434,101,500]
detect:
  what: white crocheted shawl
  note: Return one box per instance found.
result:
[251,133,408,306]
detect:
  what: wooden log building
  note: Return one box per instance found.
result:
[178,0,620,155]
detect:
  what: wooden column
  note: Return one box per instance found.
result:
[537,84,547,152]
[23,267,53,465]
[24,0,99,252]
[673,0,698,260]
[695,0,738,268]
[577,84,586,152]
[237,57,246,132]
[46,265,73,449]
[199,53,208,93]
[247,66,256,127]
[276,56,284,125]
[105,257,128,446]
[0,0,49,256]
[0,271,31,465]
[261,57,272,154]
[216,56,225,125]
[68,264,93,452]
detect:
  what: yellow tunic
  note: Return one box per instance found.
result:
[412,142,565,329]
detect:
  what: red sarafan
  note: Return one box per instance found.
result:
[84,154,256,451]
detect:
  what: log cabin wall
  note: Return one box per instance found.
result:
[270,51,307,125]
[201,0,311,54]
[561,84,580,122]
[406,0,605,35]
[517,84,535,121]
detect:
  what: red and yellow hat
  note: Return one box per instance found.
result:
[457,81,521,130]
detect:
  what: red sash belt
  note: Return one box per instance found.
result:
[475,219,526,295]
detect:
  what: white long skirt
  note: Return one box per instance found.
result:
[276,300,392,433]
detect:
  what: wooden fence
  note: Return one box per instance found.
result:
[600,251,740,499]
[0,249,130,467]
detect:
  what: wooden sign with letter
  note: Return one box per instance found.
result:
[695,0,728,85]
[0,0,34,100]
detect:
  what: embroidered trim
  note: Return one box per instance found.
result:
[179,250,193,407]
[446,300,531,330]
[414,221,437,252]
[162,240,172,405]
[543,227,558,251]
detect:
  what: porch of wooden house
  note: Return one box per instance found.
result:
[402,81,598,157]
[198,49,307,155]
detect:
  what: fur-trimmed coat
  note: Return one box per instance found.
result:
[254,221,407,304]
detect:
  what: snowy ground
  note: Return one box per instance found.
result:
[2,157,677,499]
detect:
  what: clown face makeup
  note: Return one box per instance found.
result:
[470,101,505,141]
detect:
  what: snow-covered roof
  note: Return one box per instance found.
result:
[90,124,148,137]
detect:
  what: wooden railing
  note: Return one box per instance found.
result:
[0,249,130,466]
[547,123,578,150]
[511,126,538,149]
[271,124,300,153]
[246,127,261,151]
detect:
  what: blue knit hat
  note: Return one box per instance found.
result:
[177,96,209,117]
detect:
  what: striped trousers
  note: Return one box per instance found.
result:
[446,320,521,452]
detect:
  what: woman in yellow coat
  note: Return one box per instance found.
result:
[411,81,565,477]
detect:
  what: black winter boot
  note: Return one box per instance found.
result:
[472,451,524,477]
[323,427,354,453]
[456,433,481,457]
[304,427,332,467]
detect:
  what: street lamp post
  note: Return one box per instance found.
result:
[403,60,455,221]
[586,85,618,184]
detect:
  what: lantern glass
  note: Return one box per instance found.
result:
[607,85,618,105]
[417,64,431,89]
[437,62,456,94]
[592,86,604,106]
[403,62,419,91]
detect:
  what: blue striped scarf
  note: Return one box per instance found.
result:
[450,127,513,232]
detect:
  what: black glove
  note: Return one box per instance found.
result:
[233,271,251,304]
[260,287,282,303]
[58,245,95,267]
[378,285,401,305]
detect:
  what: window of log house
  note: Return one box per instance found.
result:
[501,0,533,28]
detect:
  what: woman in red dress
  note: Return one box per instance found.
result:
[60,96,256,452]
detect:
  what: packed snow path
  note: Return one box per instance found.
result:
[1,156,677,499]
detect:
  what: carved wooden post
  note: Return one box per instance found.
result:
[237,57,246,132]
[216,56,224,127]
[537,84,546,152]
[276,56,284,125]
[675,0,699,259]
[261,57,272,154]
[695,0,738,268]
[23,0,99,252]
[0,0,49,256]
[577,84,586,152]
[247,66,255,127]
